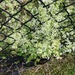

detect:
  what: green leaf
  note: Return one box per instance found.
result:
[11,51,17,55]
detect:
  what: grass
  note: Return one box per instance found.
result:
[0,52,75,75]
[20,52,75,75]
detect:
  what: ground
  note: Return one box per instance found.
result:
[0,52,75,75]
[20,52,75,75]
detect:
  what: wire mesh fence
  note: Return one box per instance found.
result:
[0,0,75,74]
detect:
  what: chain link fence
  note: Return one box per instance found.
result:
[0,0,75,74]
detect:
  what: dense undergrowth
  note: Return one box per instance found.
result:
[0,0,75,64]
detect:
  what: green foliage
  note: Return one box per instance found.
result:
[0,0,75,63]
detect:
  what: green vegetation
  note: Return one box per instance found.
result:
[0,0,75,63]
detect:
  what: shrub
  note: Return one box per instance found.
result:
[0,0,75,63]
